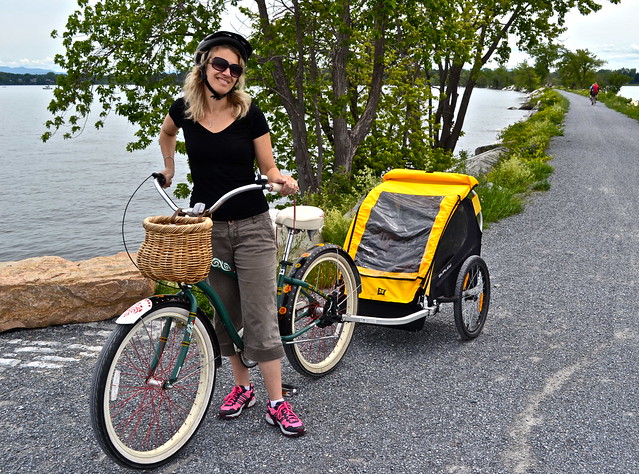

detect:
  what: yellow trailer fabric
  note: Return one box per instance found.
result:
[344,170,479,304]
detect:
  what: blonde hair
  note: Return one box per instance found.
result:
[182,46,252,122]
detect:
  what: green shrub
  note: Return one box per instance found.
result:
[501,104,564,156]
[475,88,567,222]
[599,92,639,122]
[302,166,380,214]
[475,183,524,224]
[155,281,214,315]
[322,208,354,246]
[537,103,565,125]
[302,166,380,245]
[526,158,554,182]
[485,156,534,194]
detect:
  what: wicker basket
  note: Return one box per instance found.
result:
[137,215,213,283]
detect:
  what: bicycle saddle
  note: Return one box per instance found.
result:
[274,206,325,231]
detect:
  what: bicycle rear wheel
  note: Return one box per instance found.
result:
[90,302,218,469]
[280,245,359,377]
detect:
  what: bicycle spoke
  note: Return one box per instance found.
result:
[454,257,490,340]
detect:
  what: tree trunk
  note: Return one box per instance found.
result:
[331,1,352,175]
[333,0,386,175]
[255,0,318,192]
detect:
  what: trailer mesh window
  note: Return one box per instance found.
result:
[354,192,443,273]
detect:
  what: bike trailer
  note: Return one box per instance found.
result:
[343,169,482,330]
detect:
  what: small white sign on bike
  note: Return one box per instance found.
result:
[117,298,153,324]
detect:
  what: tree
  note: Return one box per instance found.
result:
[528,42,564,85]
[248,0,392,191]
[512,61,541,92]
[604,70,631,94]
[556,48,605,88]
[416,0,619,153]
[44,0,621,194]
[477,66,514,90]
[44,0,227,146]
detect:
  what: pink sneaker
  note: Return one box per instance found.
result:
[266,401,306,437]
[218,384,256,419]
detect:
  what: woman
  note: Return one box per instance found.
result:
[157,31,305,437]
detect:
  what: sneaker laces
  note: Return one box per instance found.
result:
[223,385,247,404]
[275,401,301,424]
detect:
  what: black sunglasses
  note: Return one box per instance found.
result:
[208,56,243,78]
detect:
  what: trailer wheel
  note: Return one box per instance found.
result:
[453,255,490,340]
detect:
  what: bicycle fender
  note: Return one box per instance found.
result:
[290,243,361,287]
[116,294,190,324]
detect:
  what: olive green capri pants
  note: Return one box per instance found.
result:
[207,211,285,362]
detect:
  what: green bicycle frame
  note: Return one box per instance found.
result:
[161,260,329,385]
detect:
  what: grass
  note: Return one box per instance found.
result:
[475,88,568,224]
[598,92,639,122]
[475,86,638,224]
[475,183,524,222]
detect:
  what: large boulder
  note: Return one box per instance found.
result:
[0,252,155,333]
[465,146,509,177]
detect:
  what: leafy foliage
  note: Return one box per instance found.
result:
[512,61,541,92]
[155,281,214,314]
[475,183,524,223]
[603,71,632,94]
[597,92,639,122]
[44,0,616,200]
[0,71,59,85]
[555,48,605,89]
[43,0,227,145]
[486,156,534,194]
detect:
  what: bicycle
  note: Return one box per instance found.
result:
[90,174,360,469]
[590,93,598,105]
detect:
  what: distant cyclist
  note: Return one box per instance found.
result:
[589,82,600,105]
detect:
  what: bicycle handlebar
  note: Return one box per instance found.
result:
[151,173,283,216]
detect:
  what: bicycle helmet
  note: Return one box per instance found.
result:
[195,31,252,65]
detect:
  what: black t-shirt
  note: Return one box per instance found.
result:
[169,98,270,221]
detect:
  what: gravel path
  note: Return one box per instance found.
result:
[1,90,637,473]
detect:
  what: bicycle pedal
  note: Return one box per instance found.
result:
[282,383,298,397]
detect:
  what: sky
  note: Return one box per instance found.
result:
[1,0,638,72]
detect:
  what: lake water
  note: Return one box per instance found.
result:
[0,85,529,262]
[619,85,639,101]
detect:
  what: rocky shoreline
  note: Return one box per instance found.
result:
[0,252,154,332]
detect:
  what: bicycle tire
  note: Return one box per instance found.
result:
[90,302,219,469]
[280,244,359,377]
[453,255,490,340]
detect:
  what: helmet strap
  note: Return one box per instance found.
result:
[200,65,237,101]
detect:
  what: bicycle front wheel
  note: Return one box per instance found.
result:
[90,302,219,469]
[280,245,359,377]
